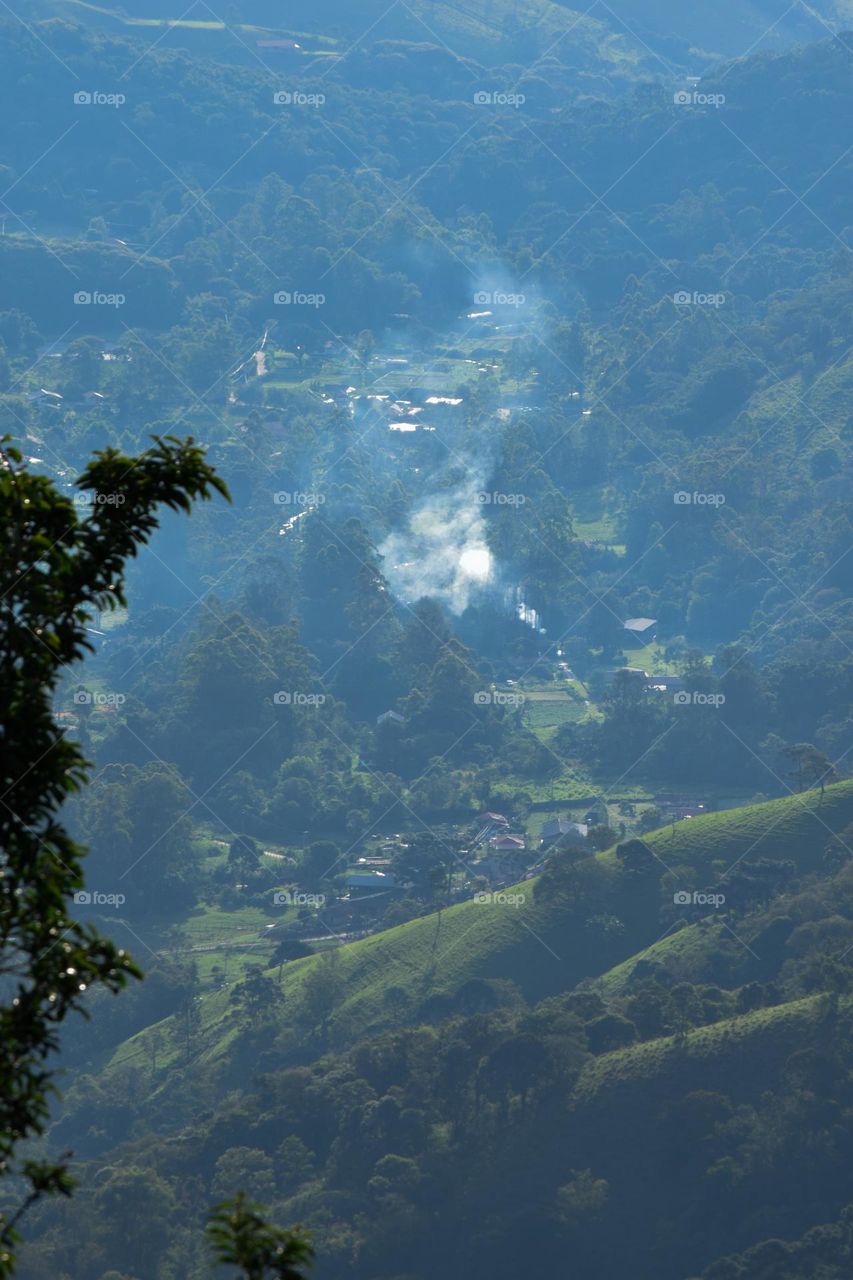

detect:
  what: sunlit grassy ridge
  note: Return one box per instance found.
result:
[574,991,836,1104]
[604,781,853,879]
[103,782,853,1096]
[589,918,736,998]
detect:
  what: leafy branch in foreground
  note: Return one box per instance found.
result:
[208,1194,314,1280]
[0,435,228,1274]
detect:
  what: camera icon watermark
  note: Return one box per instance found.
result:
[74,491,126,508]
[673,889,725,908]
[474,90,526,108]
[73,90,126,108]
[74,889,127,907]
[474,891,526,906]
[673,290,726,307]
[273,491,325,506]
[474,690,525,707]
[74,291,126,308]
[473,290,526,307]
[673,490,726,507]
[273,890,326,907]
[673,90,725,108]
[274,691,327,707]
[273,90,325,107]
[273,290,325,307]
[673,691,725,708]
[477,491,526,506]
[74,689,127,707]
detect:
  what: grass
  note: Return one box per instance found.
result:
[570,484,621,543]
[523,691,587,734]
[102,782,853,1096]
[191,945,274,987]
[589,918,738,998]
[104,870,564,1080]
[617,641,680,674]
[520,680,595,744]
[574,991,832,1103]
[293,345,537,397]
[178,903,270,944]
[489,772,598,804]
[155,894,317,983]
[604,779,853,880]
[154,903,278,990]
[573,515,616,540]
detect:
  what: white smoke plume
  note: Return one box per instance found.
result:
[380,473,493,614]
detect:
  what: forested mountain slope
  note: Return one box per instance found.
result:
[17,785,853,1280]
[2,8,852,1280]
[34,0,853,71]
[89,782,853,1101]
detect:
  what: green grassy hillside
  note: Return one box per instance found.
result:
[103,782,853,1094]
[602,781,853,880]
[575,991,830,1105]
[588,917,739,998]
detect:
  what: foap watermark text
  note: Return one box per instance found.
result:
[474,891,526,907]
[674,890,725,909]
[74,90,125,108]
[274,491,325,506]
[673,90,725,108]
[673,290,725,307]
[273,890,326,907]
[674,691,725,707]
[674,491,726,507]
[273,290,325,307]
[474,690,525,707]
[474,290,526,307]
[474,90,525,108]
[74,890,127,907]
[478,491,526,506]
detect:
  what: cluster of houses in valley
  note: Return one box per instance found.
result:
[612,663,685,695]
[472,811,590,883]
[316,375,467,440]
[26,388,110,412]
[302,806,600,934]
[24,344,127,415]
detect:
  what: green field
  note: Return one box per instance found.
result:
[522,690,588,735]
[604,782,853,880]
[616,640,682,673]
[589,917,740,999]
[488,772,598,805]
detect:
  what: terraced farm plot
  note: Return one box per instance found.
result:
[523,689,587,734]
